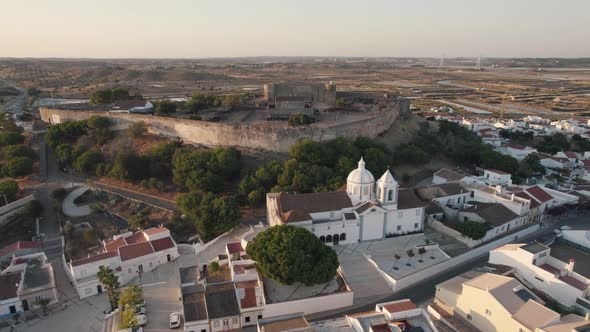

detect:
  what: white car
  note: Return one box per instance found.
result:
[135,306,146,315]
[170,312,182,329]
[560,226,572,231]
[135,314,147,327]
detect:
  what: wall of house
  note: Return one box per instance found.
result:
[455,286,531,332]
[210,315,241,332]
[155,247,180,265]
[119,255,160,284]
[183,319,209,332]
[306,220,359,245]
[385,208,423,236]
[40,99,406,153]
[433,192,471,207]
[489,249,586,309]
[360,212,385,241]
[0,297,23,318]
[561,230,590,248]
[262,291,354,318]
[71,256,120,281]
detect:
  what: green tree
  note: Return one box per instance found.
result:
[246,225,339,285]
[0,180,19,203]
[209,261,220,272]
[2,156,33,177]
[335,98,346,108]
[109,152,150,181]
[128,214,149,231]
[87,116,112,145]
[177,192,241,240]
[455,220,490,240]
[45,120,87,149]
[90,88,131,104]
[155,100,177,115]
[119,284,144,308]
[0,132,25,146]
[25,200,43,218]
[83,229,97,244]
[97,266,120,312]
[128,121,148,138]
[3,144,35,160]
[148,140,182,178]
[288,113,314,126]
[247,187,266,206]
[120,307,138,329]
[55,144,73,164]
[74,150,104,173]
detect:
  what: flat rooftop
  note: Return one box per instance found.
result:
[550,241,590,279]
[182,285,207,322]
[522,242,550,254]
[180,266,199,285]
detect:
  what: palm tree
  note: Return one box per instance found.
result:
[406,249,415,266]
[98,266,120,312]
[418,247,427,263]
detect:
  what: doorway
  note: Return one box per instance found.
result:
[22,300,29,311]
[97,285,103,294]
[167,254,171,262]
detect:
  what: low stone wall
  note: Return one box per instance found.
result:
[39,100,407,153]
[0,194,35,227]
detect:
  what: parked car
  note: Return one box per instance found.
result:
[136,314,147,327]
[170,312,182,329]
[560,225,573,231]
[135,306,146,315]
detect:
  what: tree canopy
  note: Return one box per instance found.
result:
[246,225,339,286]
[155,100,177,115]
[172,147,241,193]
[0,132,25,147]
[0,180,19,203]
[176,191,241,240]
[2,156,33,177]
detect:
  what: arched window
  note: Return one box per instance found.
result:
[326,235,333,243]
[333,234,340,245]
[319,236,325,243]
[388,189,394,201]
[340,233,346,241]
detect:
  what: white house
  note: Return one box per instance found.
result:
[266,158,426,245]
[482,169,512,186]
[540,156,571,170]
[489,241,590,313]
[432,168,467,184]
[0,252,58,318]
[506,144,537,161]
[67,227,179,299]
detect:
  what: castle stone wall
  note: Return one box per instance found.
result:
[39,99,407,153]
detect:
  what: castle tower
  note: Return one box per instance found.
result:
[346,158,375,205]
[376,169,398,209]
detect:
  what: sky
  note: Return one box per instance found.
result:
[0,0,589,58]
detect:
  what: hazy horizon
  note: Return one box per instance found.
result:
[1,0,589,59]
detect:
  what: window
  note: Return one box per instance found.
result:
[485,309,492,316]
[466,314,472,321]
[258,315,263,320]
[245,316,251,323]
[232,317,238,325]
[326,235,332,242]
[128,268,132,274]
[340,233,346,241]
[213,321,219,328]
[388,190,394,201]
[398,212,403,218]
[414,223,419,229]
[397,225,402,231]
[201,329,206,332]
[319,236,325,243]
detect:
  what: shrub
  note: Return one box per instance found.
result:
[288,113,314,126]
[0,132,25,146]
[74,150,104,173]
[3,144,35,160]
[209,261,220,272]
[83,229,97,244]
[455,220,490,240]
[0,180,19,203]
[127,122,148,138]
[2,156,33,177]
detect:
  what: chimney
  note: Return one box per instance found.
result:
[566,259,575,274]
[585,312,590,321]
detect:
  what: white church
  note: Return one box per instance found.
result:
[266,158,426,245]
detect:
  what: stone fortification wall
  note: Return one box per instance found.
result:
[39,99,407,153]
[263,82,337,106]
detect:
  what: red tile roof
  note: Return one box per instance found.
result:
[125,232,147,244]
[563,151,578,159]
[105,238,127,252]
[560,275,588,291]
[0,240,41,257]
[71,251,119,267]
[382,300,417,313]
[526,186,554,204]
[235,280,258,289]
[515,192,540,209]
[240,287,258,309]
[226,242,244,255]
[119,242,154,261]
[144,227,169,236]
[150,237,175,252]
[0,273,22,300]
[582,160,590,167]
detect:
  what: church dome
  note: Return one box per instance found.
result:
[347,158,375,185]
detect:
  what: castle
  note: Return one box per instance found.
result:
[266,158,426,245]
